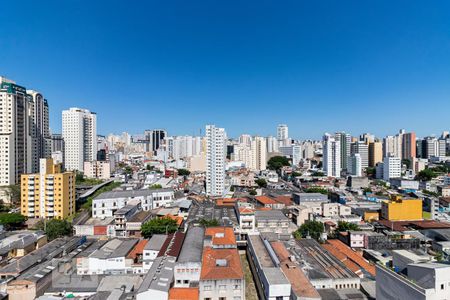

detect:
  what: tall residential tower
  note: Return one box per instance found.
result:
[206,125,226,196]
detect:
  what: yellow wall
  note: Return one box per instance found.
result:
[364,211,379,222]
[20,160,75,220]
[382,199,423,221]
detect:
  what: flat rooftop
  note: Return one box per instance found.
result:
[95,188,173,200]
[177,227,204,263]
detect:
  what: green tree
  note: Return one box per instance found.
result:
[146,165,154,171]
[267,156,290,171]
[294,220,324,241]
[365,167,376,177]
[416,168,437,181]
[291,171,302,177]
[402,159,411,169]
[38,219,73,240]
[0,213,26,230]
[255,178,267,188]
[311,171,325,177]
[249,189,257,196]
[304,187,328,195]
[199,218,220,227]
[124,166,133,175]
[336,221,360,232]
[149,184,163,189]
[141,217,178,238]
[177,169,191,176]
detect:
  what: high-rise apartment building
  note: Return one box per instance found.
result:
[250,136,267,171]
[350,141,369,169]
[27,90,51,173]
[348,153,362,177]
[323,133,341,177]
[335,132,351,171]
[206,125,226,196]
[0,77,30,186]
[369,141,383,167]
[277,124,288,141]
[62,108,97,171]
[266,136,279,153]
[0,77,51,186]
[21,158,75,219]
[383,155,401,181]
[402,132,416,161]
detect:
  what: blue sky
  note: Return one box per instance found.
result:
[1,1,450,139]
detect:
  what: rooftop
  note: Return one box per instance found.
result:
[94,188,173,200]
[255,195,278,205]
[205,227,236,247]
[138,256,176,294]
[127,239,148,260]
[144,234,167,251]
[271,241,320,299]
[200,247,244,280]
[255,209,288,221]
[177,227,205,263]
[90,239,138,259]
[169,287,199,300]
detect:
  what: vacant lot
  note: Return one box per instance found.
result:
[240,254,258,300]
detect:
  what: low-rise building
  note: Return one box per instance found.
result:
[92,188,175,218]
[143,234,167,271]
[255,210,291,234]
[381,195,423,221]
[247,235,291,300]
[199,247,245,300]
[174,226,204,288]
[293,193,328,205]
[76,238,138,275]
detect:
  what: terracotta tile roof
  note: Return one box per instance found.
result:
[158,231,185,258]
[256,207,272,211]
[169,287,199,300]
[321,243,362,276]
[255,195,278,205]
[200,247,243,280]
[270,241,321,299]
[216,198,239,207]
[239,207,254,214]
[205,227,236,246]
[166,214,184,226]
[274,195,293,206]
[326,239,376,277]
[127,239,148,259]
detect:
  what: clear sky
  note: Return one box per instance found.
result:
[1,1,450,139]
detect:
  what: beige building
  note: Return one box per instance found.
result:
[369,141,383,167]
[21,158,75,219]
[83,160,111,180]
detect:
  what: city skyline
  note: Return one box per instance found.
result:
[2,1,450,138]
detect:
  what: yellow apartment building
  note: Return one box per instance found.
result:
[21,158,75,219]
[381,195,423,221]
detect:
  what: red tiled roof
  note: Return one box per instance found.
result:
[238,207,254,214]
[169,287,199,300]
[274,195,293,206]
[127,239,148,259]
[158,231,185,257]
[205,227,236,246]
[200,247,243,280]
[255,195,278,205]
[326,239,376,277]
[378,220,450,232]
[270,241,321,299]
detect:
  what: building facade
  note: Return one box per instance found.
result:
[62,108,97,171]
[21,158,75,219]
[206,125,226,196]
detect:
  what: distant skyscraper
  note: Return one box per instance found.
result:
[266,136,279,153]
[145,129,167,154]
[350,141,369,169]
[277,124,289,141]
[206,125,226,196]
[348,153,362,177]
[402,132,416,161]
[62,108,97,171]
[27,90,51,173]
[335,132,351,171]
[323,133,341,177]
[369,141,383,167]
